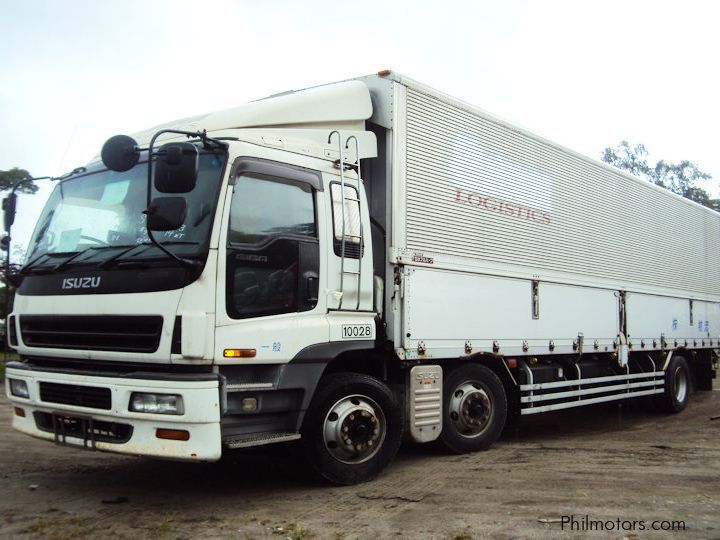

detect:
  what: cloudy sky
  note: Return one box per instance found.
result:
[2,0,719,255]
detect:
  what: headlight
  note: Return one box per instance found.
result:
[129,393,184,415]
[9,378,29,399]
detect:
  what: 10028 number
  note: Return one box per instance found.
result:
[342,324,373,339]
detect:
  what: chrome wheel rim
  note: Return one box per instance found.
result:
[674,366,688,402]
[448,381,493,438]
[323,394,386,464]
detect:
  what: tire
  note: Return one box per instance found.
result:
[658,355,691,413]
[440,363,507,454]
[301,372,403,485]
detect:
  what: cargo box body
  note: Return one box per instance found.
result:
[359,74,720,359]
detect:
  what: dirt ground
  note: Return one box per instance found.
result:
[0,383,718,540]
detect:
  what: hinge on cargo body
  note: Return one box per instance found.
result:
[617,290,627,336]
[573,333,583,355]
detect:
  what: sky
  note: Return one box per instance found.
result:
[2,0,719,257]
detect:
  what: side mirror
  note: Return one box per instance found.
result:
[154,142,199,193]
[146,197,187,231]
[101,135,140,172]
[2,194,17,232]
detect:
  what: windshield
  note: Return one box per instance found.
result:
[26,152,227,266]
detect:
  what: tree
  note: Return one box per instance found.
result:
[0,168,38,194]
[0,262,22,315]
[0,167,38,314]
[601,141,718,210]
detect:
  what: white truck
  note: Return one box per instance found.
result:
[4,71,719,484]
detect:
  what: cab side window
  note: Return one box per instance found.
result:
[227,173,319,319]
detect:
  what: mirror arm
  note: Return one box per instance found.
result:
[142,209,198,268]
[145,129,208,269]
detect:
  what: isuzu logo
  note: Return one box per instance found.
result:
[61,277,101,290]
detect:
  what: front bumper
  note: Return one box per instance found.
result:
[5,364,222,461]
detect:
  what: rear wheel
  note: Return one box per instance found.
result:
[440,363,507,454]
[301,372,402,485]
[658,355,690,413]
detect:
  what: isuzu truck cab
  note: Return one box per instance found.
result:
[5,72,718,484]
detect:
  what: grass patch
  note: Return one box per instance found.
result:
[144,512,179,539]
[18,516,119,540]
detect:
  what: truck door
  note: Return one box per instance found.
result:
[214,158,329,363]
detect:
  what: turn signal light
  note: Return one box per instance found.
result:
[14,407,25,418]
[156,428,190,441]
[223,349,256,358]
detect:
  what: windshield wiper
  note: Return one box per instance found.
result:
[98,243,153,269]
[20,252,74,275]
[52,248,100,272]
[49,244,140,273]
[98,241,200,269]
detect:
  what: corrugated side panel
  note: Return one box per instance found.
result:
[404,88,720,297]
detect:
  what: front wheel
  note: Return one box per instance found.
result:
[440,363,507,454]
[301,372,403,485]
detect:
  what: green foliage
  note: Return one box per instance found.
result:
[0,270,21,317]
[0,168,38,194]
[601,141,718,210]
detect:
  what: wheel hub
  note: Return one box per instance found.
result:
[323,395,386,464]
[449,382,493,437]
[468,402,486,420]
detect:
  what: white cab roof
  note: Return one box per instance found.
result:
[132,80,373,146]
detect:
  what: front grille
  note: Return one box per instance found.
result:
[20,315,163,353]
[34,412,132,444]
[39,381,112,410]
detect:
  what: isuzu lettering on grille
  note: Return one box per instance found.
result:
[62,277,101,290]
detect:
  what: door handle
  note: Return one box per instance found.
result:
[304,272,319,303]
